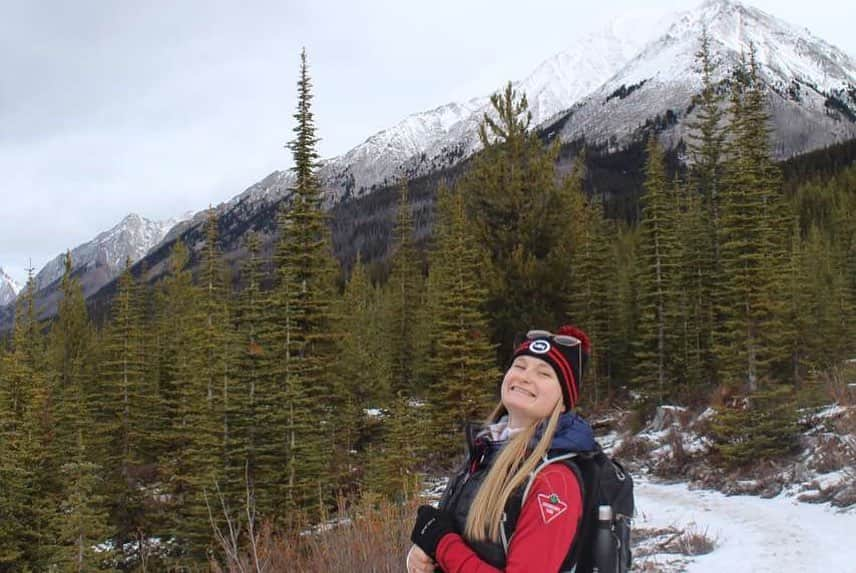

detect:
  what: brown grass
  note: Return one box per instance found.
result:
[674,525,716,556]
[612,434,654,461]
[822,363,856,410]
[210,494,422,573]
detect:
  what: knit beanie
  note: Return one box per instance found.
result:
[511,325,591,411]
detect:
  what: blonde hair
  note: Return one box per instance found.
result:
[463,399,564,542]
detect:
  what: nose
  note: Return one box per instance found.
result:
[513,367,536,385]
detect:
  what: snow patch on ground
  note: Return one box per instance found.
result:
[635,476,856,572]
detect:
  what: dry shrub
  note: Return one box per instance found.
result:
[653,429,689,478]
[810,434,852,474]
[822,363,856,408]
[613,434,654,462]
[673,525,716,556]
[211,494,422,573]
[635,524,715,557]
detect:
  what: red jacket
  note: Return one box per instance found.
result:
[436,462,583,572]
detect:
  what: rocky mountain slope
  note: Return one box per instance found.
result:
[3,0,855,329]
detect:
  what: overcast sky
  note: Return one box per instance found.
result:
[2,0,854,285]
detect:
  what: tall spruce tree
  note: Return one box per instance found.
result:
[272,48,340,518]
[562,153,617,405]
[151,241,205,556]
[675,177,712,396]
[231,233,278,518]
[715,48,790,390]
[9,272,60,568]
[171,211,234,558]
[611,226,642,391]
[385,179,425,395]
[0,293,34,566]
[426,183,499,456]
[632,138,683,405]
[458,82,570,358]
[711,49,798,466]
[684,29,725,388]
[333,255,391,492]
[97,260,151,564]
[49,254,114,570]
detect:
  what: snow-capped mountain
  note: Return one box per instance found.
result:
[34,212,189,292]
[0,267,21,306]
[322,20,654,203]
[555,0,856,155]
[223,0,855,218]
[8,0,856,333]
[221,17,656,214]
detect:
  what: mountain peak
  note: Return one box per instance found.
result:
[553,0,856,156]
[34,212,189,292]
[0,266,22,306]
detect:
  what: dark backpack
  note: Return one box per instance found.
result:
[501,448,634,573]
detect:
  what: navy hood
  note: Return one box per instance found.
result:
[534,412,597,452]
[468,412,598,456]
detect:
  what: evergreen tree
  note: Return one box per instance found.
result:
[384,179,426,395]
[8,271,61,568]
[96,260,152,560]
[686,29,726,259]
[632,138,683,404]
[184,209,235,552]
[56,455,114,571]
[333,255,391,493]
[684,29,725,388]
[231,233,278,518]
[426,183,498,456]
[715,49,790,390]
[675,177,712,397]
[151,241,203,555]
[271,48,340,518]
[562,153,617,405]
[458,82,570,357]
[0,321,29,566]
[367,393,426,500]
[47,254,115,570]
[610,226,641,392]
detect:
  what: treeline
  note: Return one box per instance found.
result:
[3,41,856,570]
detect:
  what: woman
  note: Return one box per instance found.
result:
[407,326,597,573]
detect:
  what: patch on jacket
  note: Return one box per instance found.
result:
[537,493,567,524]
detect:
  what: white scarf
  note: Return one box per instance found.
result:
[487,415,525,442]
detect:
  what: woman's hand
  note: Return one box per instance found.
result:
[406,544,436,573]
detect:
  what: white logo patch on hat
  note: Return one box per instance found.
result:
[537,493,567,524]
[530,339,551,354]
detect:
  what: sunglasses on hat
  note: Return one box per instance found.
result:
[525,329,582,348]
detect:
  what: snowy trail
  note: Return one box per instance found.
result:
[635,477,856,572]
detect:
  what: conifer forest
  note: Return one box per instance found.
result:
[3,40,856,571]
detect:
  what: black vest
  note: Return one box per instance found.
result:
[437,430,583,570]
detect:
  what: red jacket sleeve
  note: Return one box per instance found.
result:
[435,463,582,573]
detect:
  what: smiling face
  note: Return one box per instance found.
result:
[500,355,564,428]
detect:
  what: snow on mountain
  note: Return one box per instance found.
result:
[229,0,856,215]
[307,19,655,204]
[34,212,189,291]
[222,19,650,214]
[556,0,856,156]
[0,267,21,306]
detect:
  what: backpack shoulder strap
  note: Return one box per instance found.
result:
[500,453,584,555]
